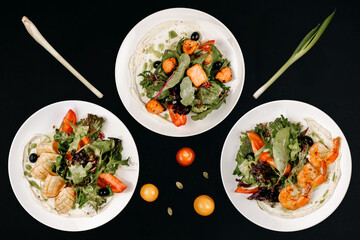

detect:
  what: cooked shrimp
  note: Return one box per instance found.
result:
[325,137,341,164]
[278,183,311,210]
[297,161,327,188]
[55,187,76,214]
[42,175,65,198]
[308,137,341,167]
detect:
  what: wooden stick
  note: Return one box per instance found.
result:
[22,16,104,99]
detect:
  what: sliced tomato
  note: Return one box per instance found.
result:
[235,186,259,194]
[168,105,187,127]
[97,173,127,193]
[60,109,77,134]
[247,131,265,153]
[199,40,215,52]
[77,136,90,150]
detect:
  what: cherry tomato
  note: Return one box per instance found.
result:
[193,195,215,216]
[140,183,159,202]
[176,147,195,166]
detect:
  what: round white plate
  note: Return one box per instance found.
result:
[220,100,352,232]
[115,8,245,137]
[8,100,139,231]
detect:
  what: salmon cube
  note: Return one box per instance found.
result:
[162,58,177,74]
[146,99,165,115]
[182,39,199,55]
[215,67,232,83]
[186,64,208,87]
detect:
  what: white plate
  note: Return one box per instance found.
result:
[220,100,352,232]
[8,100,139,231]
[115,8,245,137]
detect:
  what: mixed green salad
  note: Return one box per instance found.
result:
[232,115,311,205]
[24,109,129,214]
[139,32,233,127]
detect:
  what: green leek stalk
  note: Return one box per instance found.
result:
[253,10,336,99]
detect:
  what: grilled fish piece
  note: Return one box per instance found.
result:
[36,140,59,156]
[30,153,58,181]
[42,175,65,198]
[55,187,76,214]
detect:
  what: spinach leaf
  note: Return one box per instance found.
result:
[163,53,190,91]
[272,126,290,174]
[180,77,196,106]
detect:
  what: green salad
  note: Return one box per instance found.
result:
[24,109,129,215]
[139,31,233,127]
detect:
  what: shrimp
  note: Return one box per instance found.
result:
[297,161,327,188]
[308,137,341,168]
[278,183,311,210]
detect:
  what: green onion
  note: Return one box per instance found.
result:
[253,10,335,99]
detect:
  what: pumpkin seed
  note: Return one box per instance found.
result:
[167,207,173,216]
[176,181,183,189]
[203,171,209,179]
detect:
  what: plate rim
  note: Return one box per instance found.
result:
[8,100,140,231]
[220,99,352,232]
[114,7,245,137]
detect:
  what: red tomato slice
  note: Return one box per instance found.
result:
[247,131,265,153]
[97,173,127,193]
[60,109,77,134]
[168,105,187,127]
[235,186,259,194]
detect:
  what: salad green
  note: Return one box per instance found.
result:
[139,32,232,127]
[24,109,129,214]
[233,115,310,205]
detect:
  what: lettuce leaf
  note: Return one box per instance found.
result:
[68,162,92,184]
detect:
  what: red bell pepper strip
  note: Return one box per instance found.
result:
[235,186,259,194]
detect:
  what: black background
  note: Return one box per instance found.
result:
[2,0,360,239]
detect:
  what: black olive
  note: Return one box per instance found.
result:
[213,61,223,70]
[98,188,110,197]
[299,135,314,147]
[29,153,38,163]
[245,153,255,159]
[191,32,200,41]
[153,61,161,69]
